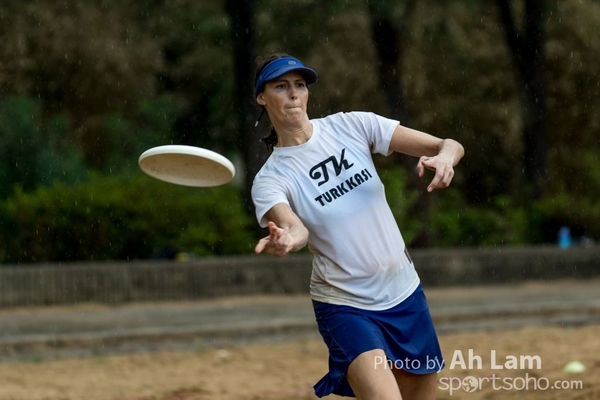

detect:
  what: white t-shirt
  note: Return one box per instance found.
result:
[252,111,420,310]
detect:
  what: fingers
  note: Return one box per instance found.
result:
[255,222,280,254]
[268,221,283,240]
[255,222,292,257]
[254,237,268,254]
[416,156,428,178]
[417,156,437,178]
[418,156,455,192]
[427,163,454,192]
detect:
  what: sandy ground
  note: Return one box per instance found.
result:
[0,324,598,400]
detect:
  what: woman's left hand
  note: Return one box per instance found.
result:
[417,155,455,192]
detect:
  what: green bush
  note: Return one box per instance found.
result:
[0,173,255,263]
[0,96,88,200]
[1,159,596,265]
[380,165,420,245]
[531,193,600,245]
[416,189,528,247]
[102,96,183,174]
[380,165,530,247]
[0,97,41,198]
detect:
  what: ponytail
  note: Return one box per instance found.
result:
[260,127,278,153]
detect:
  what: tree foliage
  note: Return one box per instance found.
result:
[0,0,599,262]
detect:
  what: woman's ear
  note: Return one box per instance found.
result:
[256,93,266,106]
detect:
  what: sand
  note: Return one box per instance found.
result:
[0,324,598,400]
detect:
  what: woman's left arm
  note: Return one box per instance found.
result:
[388,124,465,192]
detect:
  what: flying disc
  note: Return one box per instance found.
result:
[138,145,235,187]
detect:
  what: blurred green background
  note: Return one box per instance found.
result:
[1,0,598,264]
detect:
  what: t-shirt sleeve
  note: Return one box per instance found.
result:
[343,111,399,156]
[251,175,290,228]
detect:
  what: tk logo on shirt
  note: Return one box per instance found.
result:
[309,148,354,186]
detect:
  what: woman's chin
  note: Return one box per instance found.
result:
[285,111,306,121]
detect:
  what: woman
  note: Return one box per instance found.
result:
[251,53,464,400]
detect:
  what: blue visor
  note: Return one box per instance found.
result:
[254,57,318,97]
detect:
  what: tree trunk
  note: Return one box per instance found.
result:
[225,0,266,221]
[495,0,548,199]
[368,0,432,247]
[369,1,413,125]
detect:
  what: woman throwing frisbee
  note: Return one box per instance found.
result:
[251,53,464,400]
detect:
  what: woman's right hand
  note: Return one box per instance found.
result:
[255,221,294,257]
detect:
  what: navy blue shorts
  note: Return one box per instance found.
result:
[312,284,444,398]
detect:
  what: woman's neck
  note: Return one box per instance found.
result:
[275,119,313,148]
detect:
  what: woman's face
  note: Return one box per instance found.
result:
[257,71,309,126]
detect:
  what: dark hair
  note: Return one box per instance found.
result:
[254,52,291,153]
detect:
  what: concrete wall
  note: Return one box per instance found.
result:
[0,246,598,307]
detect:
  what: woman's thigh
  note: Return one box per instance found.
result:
[346,348,403,400]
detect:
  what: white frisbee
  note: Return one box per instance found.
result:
[138,145,235,187]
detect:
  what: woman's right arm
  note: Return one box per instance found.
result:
[254,203,309,257]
